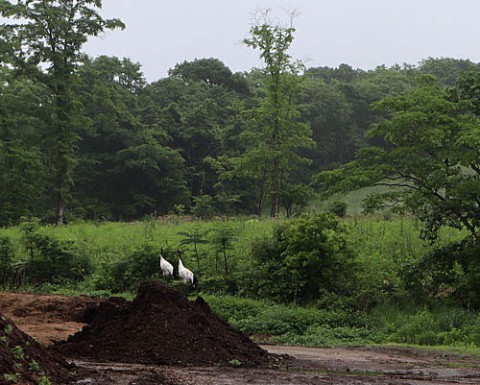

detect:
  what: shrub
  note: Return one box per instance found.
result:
[0,235,13,284]
[17,220,91,286]
[198,276,237,295]
[276,325,385,347]
[402,238,480,309]
[192,195,215,219]
[203,294,266,323]
[327,199,348,217]
[239,212,357,304]
[93,242,161,292]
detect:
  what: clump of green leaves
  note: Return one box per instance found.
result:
[3,373,20,383]
[228,359,242,367]
[28,359,41,372]
[4,323,13,335]
[327,199,348,217]
[39,376,52,385]
[93,242,162,292]
[11,345,24,360]
[19,219,91,285]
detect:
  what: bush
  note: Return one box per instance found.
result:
[198,276,238,295]
[192,195,216,219]
[18,220,91,285]
[276,325,385,347]
[203,294,266,323]
[93,242,162,292]
[92,253,130,292]
[239,212,357,304]
[205,294,374,346]
[402,238,480,309]
[327,199,348,217]
[367,303,480,347]
[0,235,13,284]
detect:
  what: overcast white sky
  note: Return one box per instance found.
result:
[83,0,480,82]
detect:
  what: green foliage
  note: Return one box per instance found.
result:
[197,276,237,294]
[402,238,480,309]
[368,305,480,347]
[27,359,41,373]
[38,376,52,385]
[316,72,480,244]
[0,74,48,225]
[326,199,348,217]
[3,373,20,383]
[178,227,208,271]
[169,58,248,92]
[228,359,242,368]
[3,217,480,348]
[192,195,216,219]
[242,12,313,217]
[0,0,124,224]
[93,242,161,292]
[206,294,379,347]
[74,56,189,220]
[240,212,357,303]
[4,323,13,335]
[11,345,24,360]
[203,294,268,323]
[0,235,13,284]
[92,255,130,293]
[233,305,360,336]
[18,221,91,285]
[209,223,236,276]
[276,325,385,347]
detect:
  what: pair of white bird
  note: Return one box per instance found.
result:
[160,249,198,288]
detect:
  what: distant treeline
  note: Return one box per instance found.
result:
[1,56,477,223]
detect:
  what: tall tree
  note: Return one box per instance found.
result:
[144,59,251,214]
[0,0,124,224]
[243,12,313,217]
[314,74,480,243]
[0,70,47,224]
[74,56,188,219]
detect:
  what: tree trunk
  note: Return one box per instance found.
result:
[270,157,281,217]
[223,247,229,277]
[257,165,267,216]
[56,196,65,225]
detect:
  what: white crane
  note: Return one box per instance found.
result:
[159,248,174,278]
[177,250,198,288]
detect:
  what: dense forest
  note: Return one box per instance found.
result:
[2,1,480,226]
[1,52,478,223]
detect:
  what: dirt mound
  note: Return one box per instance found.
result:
[56,281,271,367]
[0,313,72,385]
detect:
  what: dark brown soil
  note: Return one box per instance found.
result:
[0,313,72,385]
[55,281,272,367]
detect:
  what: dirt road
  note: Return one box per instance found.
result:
[1,291,480,385]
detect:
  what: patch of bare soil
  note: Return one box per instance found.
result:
[0,291,101,346]
[1,287,480,384]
